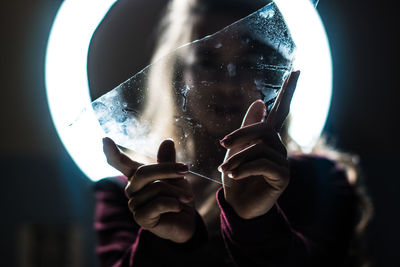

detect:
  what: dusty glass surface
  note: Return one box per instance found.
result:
[76,2,296,183]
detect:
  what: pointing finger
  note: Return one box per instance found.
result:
[102,137,142,178]
[266,70,300,131]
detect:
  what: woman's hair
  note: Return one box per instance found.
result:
[139,0,197,158]
[140,0,273,160]
[143,0,373,265]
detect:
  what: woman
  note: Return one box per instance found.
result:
[94,0,371,266]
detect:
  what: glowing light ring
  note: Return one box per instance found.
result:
[45,0,332,181]
[275,0,333,152]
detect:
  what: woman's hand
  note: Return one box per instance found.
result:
[219,71,300,219]
[103,138,197,243]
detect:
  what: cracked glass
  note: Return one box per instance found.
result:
[73,1,296,183]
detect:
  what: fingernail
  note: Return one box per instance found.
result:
[217,165,223,173]
[177,164,189,173]
[227,172,234,179]
[220,136,232,147]
[218,164,229,172]
[102,138,115,153]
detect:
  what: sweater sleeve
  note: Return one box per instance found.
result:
[216,155,357,267]
[217,188,310,266]
[93,176,208,267]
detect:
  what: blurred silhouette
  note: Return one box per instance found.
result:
[93,0,372,266]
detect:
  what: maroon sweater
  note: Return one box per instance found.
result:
[94,155,357,266]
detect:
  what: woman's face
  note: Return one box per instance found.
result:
[183,41,263,138]
[182,13,277,138]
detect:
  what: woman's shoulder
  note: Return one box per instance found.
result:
[285,153,355,209]
[289,153,340,170]
[281,154,356,231]
[288,153,349,185]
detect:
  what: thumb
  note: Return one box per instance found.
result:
[157,139,176,163]
[241,99,267,128]
[224,100,266,161]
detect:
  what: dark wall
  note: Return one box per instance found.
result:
[1,0,398,266]
[319,1,399,265]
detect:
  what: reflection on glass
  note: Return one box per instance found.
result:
[73,2,296,183]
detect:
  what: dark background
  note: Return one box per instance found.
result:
[1,0,398,266]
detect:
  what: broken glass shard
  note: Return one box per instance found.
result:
[71,2,296,183]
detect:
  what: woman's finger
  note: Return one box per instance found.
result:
[222,100,266,161]
[102,137,143,178]
[157,139,176,163]
[220,123,286,155]
[131,196,183,229]
[227,158,289,191]
[127,162,189,193]
[219,143,287,173]
[127,180,193,209]
[240,99,266,127]
[266,70,300,131]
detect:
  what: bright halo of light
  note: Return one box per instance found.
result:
[275,0,333,152]
[45,0,332,181]
[45,0,119,181]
